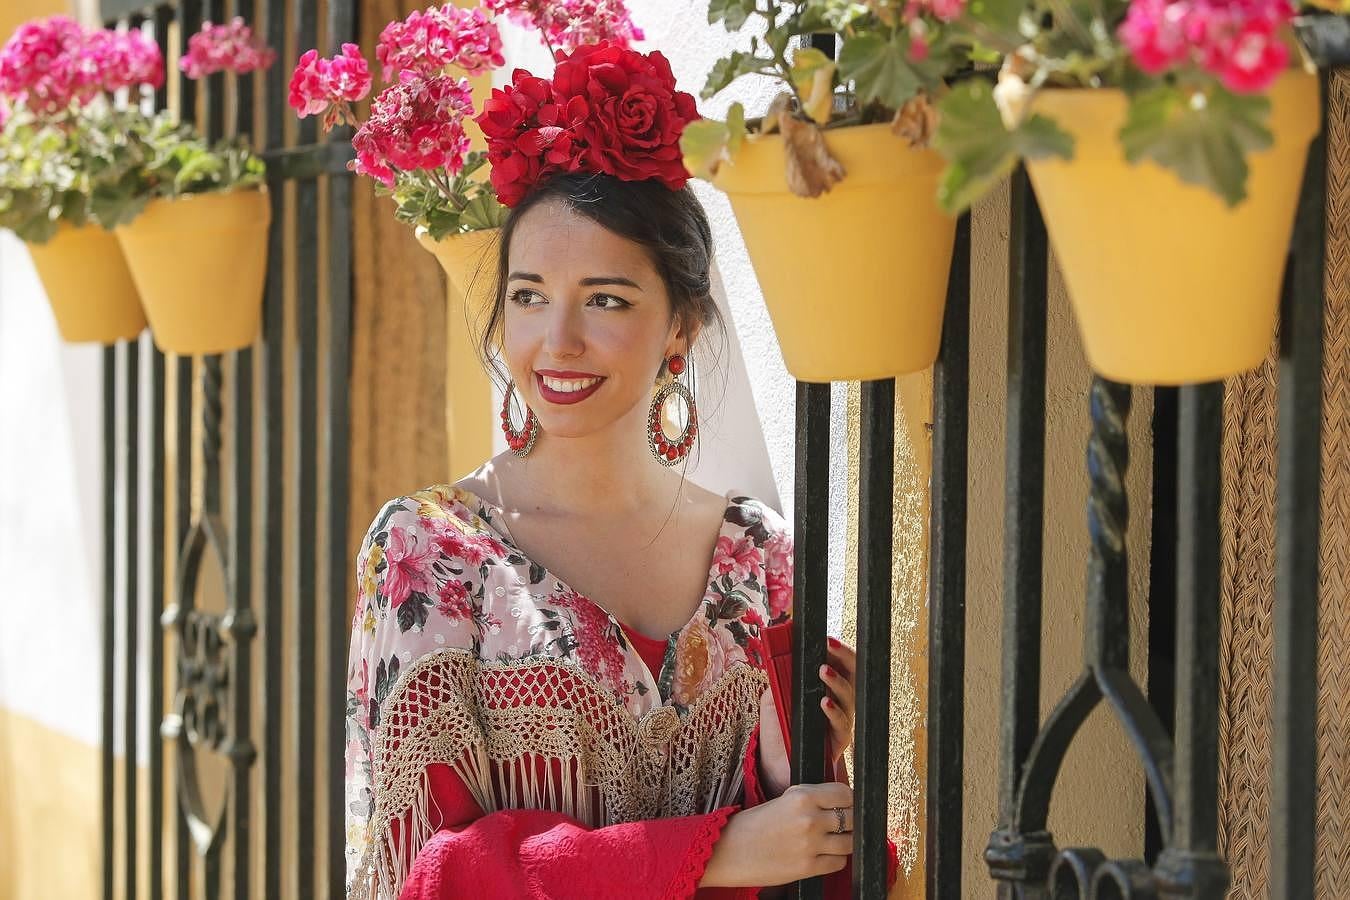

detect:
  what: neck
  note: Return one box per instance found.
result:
[500,400,679,520]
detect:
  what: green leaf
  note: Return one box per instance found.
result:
[789,47,837,125]
[680,118,732,181]
[1119,84,1272,207]
[702,51,770,100]
[726,101,746,157]
[934,79,1074,213]
[837,32,924,111]
[707,0,756,30]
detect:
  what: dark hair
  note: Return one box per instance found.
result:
[470,172,728,402]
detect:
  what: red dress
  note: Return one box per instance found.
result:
[344,486,898,900]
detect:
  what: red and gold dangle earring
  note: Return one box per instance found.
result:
[648,354,697,466]
[501,379,539,457]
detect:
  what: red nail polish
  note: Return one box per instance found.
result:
[823,696,834,708]
[827,636,840,647]
[822,665,837,679]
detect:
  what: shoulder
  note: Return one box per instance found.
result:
[719,494,793,626]
[359,484,498,553]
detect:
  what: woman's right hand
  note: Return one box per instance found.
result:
[699,782,854,888]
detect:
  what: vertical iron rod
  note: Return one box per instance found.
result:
[1153,383,1229,899]
[293,0,321,893]
[325,3,359,893]
[1271,71,1329,900]
[102,345,117,900]
[792,380,832,900]
[148,10,172,897]
[996,169,1048,872]
[1145,384,1179,865]
[854,379,895,898]
[123,338,142,900]
[927,212,971,900]
[174,1,202,892]
[260,0,288,892]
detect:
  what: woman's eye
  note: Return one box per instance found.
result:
[589,294,631,309]
[508,289,542,307]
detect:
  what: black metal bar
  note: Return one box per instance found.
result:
[1084,379,1131,673]
[926,212,970,900]
[123,338,142,900]
[854,378,894,898]
[792,380,832,900]
[995,168,1047,889]
[1153,383,1229,899]
[102,345,117,900]
[1271,70,1329,900]
[227,344,256,900]
[1145,385,1179,865]
[325,4,359,896]
[174,5,202,896]
[260,0,288,893]
[202,0,226,142]
[294,0,321,892]
[148,9,172,896]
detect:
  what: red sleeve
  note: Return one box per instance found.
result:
[400,763,757,900]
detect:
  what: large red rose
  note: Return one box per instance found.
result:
[552,41,698,190]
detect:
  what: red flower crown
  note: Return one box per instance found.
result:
[474,41,700,208]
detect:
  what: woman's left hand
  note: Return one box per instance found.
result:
[820,636,856,765]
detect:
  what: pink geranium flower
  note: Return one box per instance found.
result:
[180,18,276,79]
[289,43,372,130]
[483,0,644,54]
[1119,0,1293,93]
[350,71,473,188]
[376,4,504,81]
[0,19,164,114]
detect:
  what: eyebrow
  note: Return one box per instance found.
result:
[507,272,644,291]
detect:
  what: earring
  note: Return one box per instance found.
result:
[501,380,539,457]
[649,354,697,466]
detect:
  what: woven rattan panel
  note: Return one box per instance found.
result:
[1218,69,1349,899]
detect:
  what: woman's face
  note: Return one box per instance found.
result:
[500,199,690,440]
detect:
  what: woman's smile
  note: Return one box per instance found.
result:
[535,369,607,405]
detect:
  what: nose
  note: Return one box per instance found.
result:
[541,300,585,360]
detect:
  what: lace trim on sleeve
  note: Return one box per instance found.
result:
[667,805,740,899]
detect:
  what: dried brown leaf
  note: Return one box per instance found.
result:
[891,94,939,147]
[779,113,846,198]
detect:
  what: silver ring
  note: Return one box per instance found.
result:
[831,807,846,834]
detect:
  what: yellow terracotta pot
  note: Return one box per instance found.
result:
[26,223,146,343]
[116,188,271,355]
[417,226,501,478]
[1026,73,1321,385]
[713,122,957,382]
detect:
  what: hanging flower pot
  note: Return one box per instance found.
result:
[115,187,271,355]
[26,223,146,343]
[418,226,501,477]
[1024,72,1321,385]
[713,123,958,383]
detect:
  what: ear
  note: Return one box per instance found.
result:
[667,314,701,358]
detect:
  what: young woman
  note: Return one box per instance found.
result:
[344,42,897,899]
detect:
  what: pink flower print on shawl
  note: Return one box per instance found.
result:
[382,524,438,607]
[553,587,628,690]
[763,530,793,624]
[711,533,758,583]
[436,577,475,622]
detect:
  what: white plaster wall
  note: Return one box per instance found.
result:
[0,231,106,748]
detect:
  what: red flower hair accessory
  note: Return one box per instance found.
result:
[474,41,700,208]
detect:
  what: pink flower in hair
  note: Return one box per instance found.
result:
[180,17,276,79]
